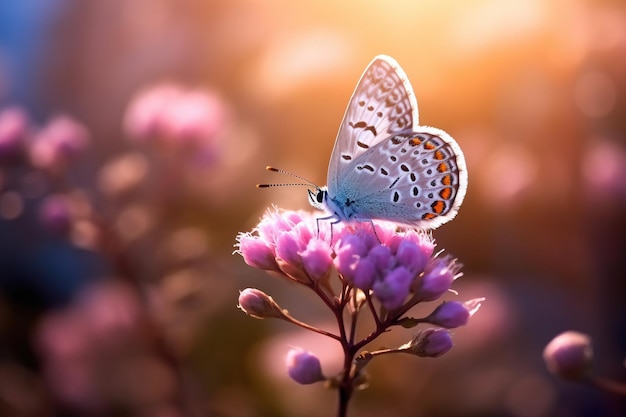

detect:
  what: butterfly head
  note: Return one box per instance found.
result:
[258,166,329,212]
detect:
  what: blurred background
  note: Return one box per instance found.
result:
[0,0,625,416]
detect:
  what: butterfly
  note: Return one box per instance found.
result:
[262,55,467,230]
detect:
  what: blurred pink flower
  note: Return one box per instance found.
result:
[38,194,73,235]
[29,115,90,171]
[34,281,176,413]
[124,83,226,159]
[0,106,29,162]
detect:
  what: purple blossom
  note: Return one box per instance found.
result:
[285,348,325,384]
[300,238,333,281]
[331,221,437,307]
[236,208,464,311]
[237,209,333,283]
[372,267,413,310]
[415,257,457,301]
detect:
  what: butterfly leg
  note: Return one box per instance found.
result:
[367,219,382,243]
[352,218,381,243]
[315,214,342,244]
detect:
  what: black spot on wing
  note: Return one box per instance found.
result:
[349,120,378,137]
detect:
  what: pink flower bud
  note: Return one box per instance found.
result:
[334,234,368,282]
[543,331,593,381]
[237,288,286,319]
[427,301,470,328]
[409,328,453,358]
[236,233,279,272]
[299,238,332,281]
[373,267,413,310]
[351,258,377,290]
[395,239,428,274]
[275,231,302,266]
[367,245,392,273]
[416,258,455,301]
[285,348,325,384]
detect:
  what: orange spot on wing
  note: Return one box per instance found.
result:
[431,200,445,214]
[409,138,422,146]
[422,213,436,220]
[439,188,452,200]
[441,174,451,186]
[437,162,448,172]
[424,141,436,150]
[434,150,444,159]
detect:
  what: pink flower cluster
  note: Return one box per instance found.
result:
[123,83,226,158]
[237,208,460,311]
[35,282,177,413]
[0,106,89,171]
[237,208,483,389]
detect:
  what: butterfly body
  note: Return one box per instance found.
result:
[308,55,467,230]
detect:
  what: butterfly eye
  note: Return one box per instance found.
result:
[316,190,324,203]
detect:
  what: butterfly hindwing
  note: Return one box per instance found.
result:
[327,55,419,194]
[332,127,467,229]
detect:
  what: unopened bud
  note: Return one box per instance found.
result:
[285,347,325,384]
[406,328,453,358]
[237,288,287,319]
[427,300,476,328]
[543,331,593,381]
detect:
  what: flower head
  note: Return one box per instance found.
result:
[30,115,89,171]
[236,208,333,284]
[237,208,480,393]
[123,83,226,161]
[236,208,466,311]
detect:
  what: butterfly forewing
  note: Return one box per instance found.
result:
[327,55,419,194]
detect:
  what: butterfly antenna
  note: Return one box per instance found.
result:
[257,166,319,189]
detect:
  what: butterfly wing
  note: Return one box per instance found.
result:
[332,127,468,229]
[327,55,419,194]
